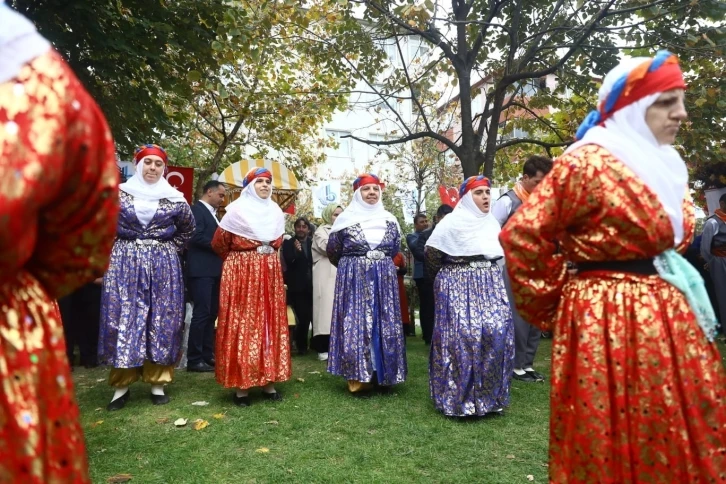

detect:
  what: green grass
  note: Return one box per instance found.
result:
[74,339,552,483]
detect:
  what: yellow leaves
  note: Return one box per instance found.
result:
[256,447,270,453]
[264,420,279,425]
[213,413,226,420]
[90,420,104,429]
[107,474,132,483]
[156,417,170,424]
[193,419,209,431]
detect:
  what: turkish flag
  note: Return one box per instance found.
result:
[165,166,194,205]
[438,185,459,207]
[283,203,296,215]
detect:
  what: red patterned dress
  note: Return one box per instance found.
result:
[500,145,726,483]
[212,230,291,389]
[0,51,119,483]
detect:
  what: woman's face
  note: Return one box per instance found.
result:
[471,186,491,213]
[360,184,380,205]
[254,177,272,199]
[331,207,343,222]
[141,156,164,183]
[645,89,687,145]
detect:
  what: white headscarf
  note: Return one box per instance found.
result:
[330,186,399,248]
[219,173,284,242]
[565,57,688,245]
[119,158,187,227]
[426,190,504,258]
[0,2,50,84]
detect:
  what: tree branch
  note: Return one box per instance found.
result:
[495,137,571,150]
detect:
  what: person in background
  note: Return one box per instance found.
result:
[1,4,119,480]
[426,176,513,417]
[59,281,103,368]
[492,155,553,383]
[311,204,343,361]
[392,251,411,336]
[186,180,226,373]
[327,174,407,394]
[500,51,726,482]
[701,193,726,328]
[405,213,429,336]
[283,217,314,356]
[98,144,195,410]
[213,168,289,406]
[413,204,454,345]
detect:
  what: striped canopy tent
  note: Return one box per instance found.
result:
[218,159,300,215]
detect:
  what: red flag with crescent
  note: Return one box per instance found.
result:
[438,185,459,207]
[165,166,194,205]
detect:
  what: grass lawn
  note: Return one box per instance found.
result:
[74,339,552,483]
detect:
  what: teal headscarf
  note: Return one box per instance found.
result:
[321,204,342,226]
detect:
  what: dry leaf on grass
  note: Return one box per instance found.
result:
[156,417,169,424]
[506,454,515,459]
[255,447,270,453]
[296,378,305,383]
[193,419,209,430]
[90,420,104,428]
[106,474,132,483]
[174,418,188,427]
[212,413,226,420]
[191,401,209,406]
[95,408,103,412]
[96,378,106,383]
[527,476,535,481]
[264,420,279,425]
[308,371,321,374]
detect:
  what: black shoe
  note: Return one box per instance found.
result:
[151,393,170,405]
[295,350,308,357]
[205,358,216,367]
[525,370,546,382]
[187,361,214,373]
[262,391,283,402]
[233,394,251,407]
[106,390,130,411]
[512,371,538,383]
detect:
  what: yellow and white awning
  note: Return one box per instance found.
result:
[218,159,299,191]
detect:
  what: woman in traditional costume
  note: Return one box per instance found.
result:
[326,174,407,393]
[500,51,726,482]
[213,168,290,406]
[311,204,343,361]
[426,176,513,417]
[98,144,194,410]
[0,4,119,481]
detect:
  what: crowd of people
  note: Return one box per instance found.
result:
[2,4,726,482]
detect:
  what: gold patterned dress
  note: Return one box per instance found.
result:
[212,230,291,389]
[500,145,726,483]
[0,51,119,483]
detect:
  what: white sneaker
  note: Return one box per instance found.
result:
[317,352,329,361]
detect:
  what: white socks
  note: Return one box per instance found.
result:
[513,368,526,376]
[151,385,165,396]
[523,367,535,372]
[111,387,129,402]
[236,389,249,398]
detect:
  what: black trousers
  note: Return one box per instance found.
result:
[290,290,313,353]
[415,279,435,344]
[58,283,101,365]
[187,276,220,365]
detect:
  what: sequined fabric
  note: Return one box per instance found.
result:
[426,250,513,417]
[212,230,290,389]
[98,191,194,368]
[326,222,407,386]
[0,52,119,483]
[500,145,726,483]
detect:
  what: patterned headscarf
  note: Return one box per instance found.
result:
[133,144,168,164]
[242,167,272,188]
[458,175,491,198]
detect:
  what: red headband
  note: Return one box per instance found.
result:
[353,174,384,192]
[459,176,491,197]
[134,145,168,164]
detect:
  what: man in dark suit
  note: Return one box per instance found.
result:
[186,180,226,372]
[282,217,314,356]
[405,213,429,337]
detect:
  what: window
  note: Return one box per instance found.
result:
[408,40,430,63]
[326,130,352,158]
[368,133,388,159]
[382,40,401,67]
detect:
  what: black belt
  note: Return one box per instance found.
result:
[577,259,657,275]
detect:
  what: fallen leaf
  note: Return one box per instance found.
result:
[191,401,209,406]
[256,447,270,453]
[174,418,188,427]
[212,413,226,420]
[506,454,515,459]
[296,378,305,383]
[106,474,132,483]
[294,393,300,399]
[96,378,106,383]
[95,408,103,412]
[264,420,279,425]
[193,419,209,430]
[90,420,104,428]
[156,417,169,424]
[308,371,321,374]
[527,476,534,481]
